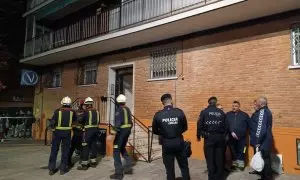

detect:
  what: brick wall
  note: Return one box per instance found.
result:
[35,13,300,129]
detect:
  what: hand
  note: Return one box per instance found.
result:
[107,135,114,141]
[231,132,239,140]
[256,144,260,148]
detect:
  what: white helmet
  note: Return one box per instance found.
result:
[84,97,94,105]
[116,94,126,103]
[61,96,72,105]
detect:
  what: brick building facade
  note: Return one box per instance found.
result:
[30,11,300,174]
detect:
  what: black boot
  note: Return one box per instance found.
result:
[90,162,97,168]
[77,164,89,170]
[110,173,123,180]
[60,169,69,175]
[48,169,57,176]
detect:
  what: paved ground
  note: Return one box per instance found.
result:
[1,139,300,180]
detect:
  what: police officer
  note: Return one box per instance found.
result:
[152,93,190,180]
[109,94,134,180]
[68,100,85,167]
[77,97,100,170]
[197,97,228,180]
[48,96,76,175]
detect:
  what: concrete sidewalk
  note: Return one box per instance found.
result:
[0,140,299,180]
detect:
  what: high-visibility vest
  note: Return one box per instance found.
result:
[84,110,99,128]
[56,110,73,130]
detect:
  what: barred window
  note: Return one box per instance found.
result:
[292,26,300,65]
[150,48,177,79]
[77,61,97,85]
[43,67,62,88]
[52,68,62,88]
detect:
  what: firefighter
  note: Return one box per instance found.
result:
[48,96,76,175]
[68,100,85,167]
[77,97,100,170]
[197,97,228,180]
[109,94,134,180]
[152,93,190,180]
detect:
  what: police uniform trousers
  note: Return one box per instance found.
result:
[113,127,133,175]
[48,130,71,172]
[229,136,246,168]
[204,134,225,180]
[68,129,83,165]
[81,127,98,165]
[162,137,190,180]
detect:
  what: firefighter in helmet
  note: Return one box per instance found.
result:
[68,100,85,167]
[109,94,134,179]
[48,96,77,175]
[77,97,100,170]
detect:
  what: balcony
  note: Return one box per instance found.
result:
[21,0,300,65]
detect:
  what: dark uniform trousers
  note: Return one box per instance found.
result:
[229,136,246,167]
[162,137,190,180]
[82,127,98,164]
[204,134,226,180]
[113,127,132,174]
[68,128,83,164]
[49,130,71,171]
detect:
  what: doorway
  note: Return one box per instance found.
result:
[107,63,134,124]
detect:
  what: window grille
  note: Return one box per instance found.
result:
[77,61,97,85]
[150,48,177,79]
[291,26,300,65]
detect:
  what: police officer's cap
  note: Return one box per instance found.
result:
[161,93,172,102]
[208,96,217,103]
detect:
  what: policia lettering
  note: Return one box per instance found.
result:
[152,93,190,180]
[48,96,76,176]
[110,94,134,180]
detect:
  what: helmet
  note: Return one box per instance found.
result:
[84,97,94,105]
[116,94,126,103]
[61,96,72,105]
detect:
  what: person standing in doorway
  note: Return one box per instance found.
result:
[152,93,190,180]
[197,97,228,180]
[226,101,250,170]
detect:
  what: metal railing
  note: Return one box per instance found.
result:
[27,0,48,11]
[107,96,159,162]
[0,117,36,139]
[43,96,161,162]
[24,0,223,58]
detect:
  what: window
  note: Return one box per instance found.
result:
[77,61,97,85]
[43,67,62,88]
[52,68,62,88]
[291,26,300,66]
[150,47,177,79]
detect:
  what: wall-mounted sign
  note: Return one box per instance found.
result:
[20,69,39,86]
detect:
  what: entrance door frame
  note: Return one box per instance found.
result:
[107,62,135,124]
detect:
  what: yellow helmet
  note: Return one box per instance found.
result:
[116,94,126,103]
[84,97,94,105]
[61,96,72,105]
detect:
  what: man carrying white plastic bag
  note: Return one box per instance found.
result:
[249,97,273,180]
[250,147,264,173]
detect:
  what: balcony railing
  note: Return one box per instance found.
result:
[27,0,48,11]
[24,0,221,58]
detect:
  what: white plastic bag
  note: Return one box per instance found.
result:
[250,149,265,172]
